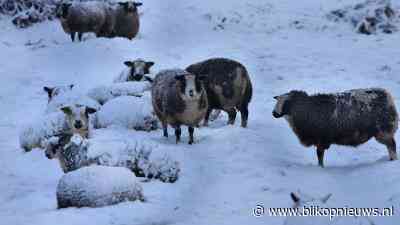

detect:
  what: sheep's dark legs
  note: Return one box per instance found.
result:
[239,103,249,128]
[203,107,212,126]
[175,126,181,144]
[70,32,75,42]
[162,122,168,137]
[188,126,194,145]
[376,135,397,160]
[227,109,237,125]
[316,146,325,167]
[78,33,83,41]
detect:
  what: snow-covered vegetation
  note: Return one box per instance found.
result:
[3,0,400,224]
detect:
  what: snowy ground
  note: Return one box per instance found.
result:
[1,0,400,224]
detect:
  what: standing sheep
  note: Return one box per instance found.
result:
[151,69,208,144]
[55,1,112,42]
[56,166,145,208]
[186,58,253,127]
[272,88,398,167]
[111,1,142,40]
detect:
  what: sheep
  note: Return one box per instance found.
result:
[43,84,74,103]
[56,165,145,208]
[151,69,208,144]
[87,82,150,105]
[186,58,253,127]
[94,94,158,131]
[113,59,155,83]
[111,1,142,40]
[55,1,111,42]
[284,192,375,225]
[45,135,180,182]
[272,88,398,167]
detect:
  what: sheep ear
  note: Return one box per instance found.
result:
[69,84,74,90]
[118,2,127,6]
[124,61,134,67]
[321,193,332,203]
[85,107,97,115]
[145,61,154,69]
[134,2,143,7]
[43,86,53,94]
[290,192,300,203]
[60,106,72,115]
[175,75,185,81]
[273,96,278,100]
[144,76,153,83]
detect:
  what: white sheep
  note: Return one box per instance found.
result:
[87,82,150,105]
[57,165,145,208]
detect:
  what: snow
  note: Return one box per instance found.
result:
[56,165,144,208]
[2,0,400,224]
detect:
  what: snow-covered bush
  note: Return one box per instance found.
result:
[0,0,59,28]
[57,165,144,208]
[327,0,399,34]
[19,111,68,152]
[284,192,374,225]
[94,94,158,131]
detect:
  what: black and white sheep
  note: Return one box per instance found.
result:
[55,1,112,42]
[151,69,208,144]
[272,88,398,167]
[186,58,253,127]
[56,165,144,208]
[113,59,154,83]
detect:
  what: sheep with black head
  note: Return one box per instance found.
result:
[273,88,398,167]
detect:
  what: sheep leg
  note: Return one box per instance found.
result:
[316,145,325,167]
[239,103,249,128]
[188,126,194,145]
[227,109,237,125]
[376,135,397,160]
[78,33,83,42]
[70,32,75,42]
[162,121,168,137]
[203,108,213,126]
[174,126,181,144]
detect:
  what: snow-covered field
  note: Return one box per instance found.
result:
[1,0,400,224]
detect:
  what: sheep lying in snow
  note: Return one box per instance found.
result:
[186,58,253,127]
[45,135,180,182]
[94,94,158,131]
[152,69,208,144]
[57,166,144,208]
[285,192,375,225]
[273,88,398,167]
[44,85,100,114]
[113,59,155,83]
[87,82,150,105]
[55,1,112,42]
[43,84,74,103]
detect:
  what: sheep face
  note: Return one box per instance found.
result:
[123,59,154,82]
[43,84,74,103]
[55,3,72,19]
[175,73,206,102]
[60,105,97,138]
[118,1,142,13]
[273,93,292,118]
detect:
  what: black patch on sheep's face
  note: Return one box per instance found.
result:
[119,1,142,13]
[124,60,154,82]
[175,74,205,101]
[56,3,72,19]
